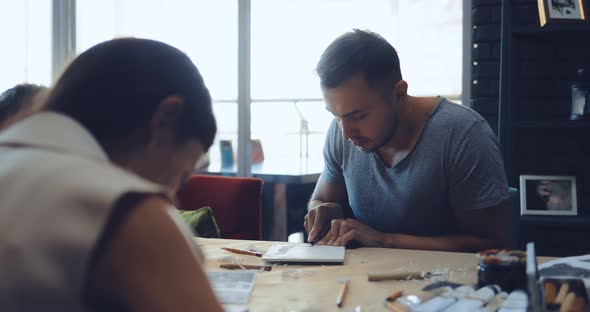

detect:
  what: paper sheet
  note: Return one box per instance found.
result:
[207,271,256,305]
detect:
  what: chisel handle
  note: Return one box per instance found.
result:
[368,271,424,281]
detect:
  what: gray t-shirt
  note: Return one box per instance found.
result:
[322,97,508,236]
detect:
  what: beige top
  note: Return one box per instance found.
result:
[0,112,173,311]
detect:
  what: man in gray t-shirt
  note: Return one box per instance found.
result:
[304,30,508,252]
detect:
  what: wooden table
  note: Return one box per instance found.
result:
[199,238,555,311]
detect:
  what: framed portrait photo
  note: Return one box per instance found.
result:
[538,0,587,26]
[520,175,578,216]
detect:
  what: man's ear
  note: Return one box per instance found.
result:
[149,95,185,143]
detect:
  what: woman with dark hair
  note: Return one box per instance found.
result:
[0,38,223,311]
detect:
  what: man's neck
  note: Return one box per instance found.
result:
[376,96,440,166]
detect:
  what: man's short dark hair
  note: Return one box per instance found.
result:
[44,38,216,152]
[316,29,402,91]
[0,83,47,127]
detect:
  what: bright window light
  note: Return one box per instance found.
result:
[0,0,51,92]
[77,0,237,101]
[77,0,238,164]
[250,0,463,160]
[75,0,463,165]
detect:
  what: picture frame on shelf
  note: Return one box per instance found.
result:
[538,0,586,26]
[520,175,578,216]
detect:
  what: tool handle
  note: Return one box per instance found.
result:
[368,271,423,281]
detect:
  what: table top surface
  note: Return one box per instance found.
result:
[199,238,554,312]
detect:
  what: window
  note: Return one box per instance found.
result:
[77,0,238,164]
[77,0,237,101]
[57,0,463,171]
[0,0,51,92]
[250,0,463,161]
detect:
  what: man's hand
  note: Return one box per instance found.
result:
[317,218,386,248]
[304,202,343,243]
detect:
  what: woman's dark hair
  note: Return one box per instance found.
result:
[316,29,402,92]
[45,38,216,152]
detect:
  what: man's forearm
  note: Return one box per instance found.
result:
[383,233,502,253]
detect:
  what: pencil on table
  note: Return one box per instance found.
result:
[336,279,350,308]
[221,247,262,257]
[219,264,272,271]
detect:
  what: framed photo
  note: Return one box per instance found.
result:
[520,175,578,216]
[538,0,587,26]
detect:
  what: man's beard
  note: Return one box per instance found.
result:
[363,112,399,153]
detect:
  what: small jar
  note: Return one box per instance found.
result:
[477,249,527,293]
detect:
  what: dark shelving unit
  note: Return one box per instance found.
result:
[512,120,590,129]
[520,215,590,227]
[498,0,590,257]
[513,24,590,35]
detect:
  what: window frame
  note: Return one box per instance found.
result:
[52,0,470,177]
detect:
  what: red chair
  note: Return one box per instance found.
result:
[177,175,263,240]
